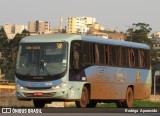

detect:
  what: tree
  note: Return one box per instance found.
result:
[0,27,8,48]
[126,23,152,44]
[21,29,30,36]
[0,28,30,82]
[0,27,9,63]
[10,29,30,49]
[0,27,11,81]
[9,29,30,63]
[125,23,156,58]
[62,28,66,33]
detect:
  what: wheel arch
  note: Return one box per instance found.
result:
[84,83,91,97]
[128,85,134,94]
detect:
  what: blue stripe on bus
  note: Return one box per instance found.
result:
[17,79,62,88]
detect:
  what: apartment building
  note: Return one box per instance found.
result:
[14,24,27,34]
[88,23,104,31]
[66,17,95,34]
[3,24,14,34]
[152,39,160,60]
[3,24,27,39]
[28,20,50,34]
[3,24,27,34]
[84,17,96,25]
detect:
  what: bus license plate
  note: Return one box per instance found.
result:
[34,92,43,96]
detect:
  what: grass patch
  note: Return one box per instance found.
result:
[133,100,160,107]
[96,103,117,108]
[96,100,160,108]
[65,100,160,108]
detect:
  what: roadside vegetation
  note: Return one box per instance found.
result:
[65,100,160,108]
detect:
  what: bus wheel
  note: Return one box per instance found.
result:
[87,100,97,108]
[75,86,90,108]
[116,100,124,108]
[124,87,134,108]
[33,100,46,108]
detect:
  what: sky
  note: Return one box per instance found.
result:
[0,0,160,32]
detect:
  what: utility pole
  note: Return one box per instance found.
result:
[60,17,63,33]
[154,70,160,101]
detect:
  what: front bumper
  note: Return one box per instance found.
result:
[16,88,68,100]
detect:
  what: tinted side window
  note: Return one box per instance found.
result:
[90,43,95,64]
[144,50,150,68]
[98,44,105,65]
[128,48,135,67]
[139,49,145,68]
[94,43,99,64]
[106,45,109,65]
[121,47,127,67]
[109,45,118,66]
[134,49,139,68]
[83,42,91,64]
[70,40,82,69]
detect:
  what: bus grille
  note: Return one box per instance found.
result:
[26,87,51,90]
[23,92,56,97]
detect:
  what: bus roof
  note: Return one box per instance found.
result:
[20,34,150,49]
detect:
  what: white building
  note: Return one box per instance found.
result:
[3,24,13,34]
[14,24,27,34]
[84,17,96,25]
[3,24,27,39]
[78,26,89,34]
[67,16,96,34]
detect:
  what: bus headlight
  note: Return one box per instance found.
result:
[16,84,27,90]
[52,81,67,89]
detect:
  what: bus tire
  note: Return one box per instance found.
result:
[123,87,134,108]
[33,100,46,108]
[116,100,124,108]
[87,100,97,108]
[75,86,90,108]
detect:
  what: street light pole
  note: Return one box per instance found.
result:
[154,70,160,101]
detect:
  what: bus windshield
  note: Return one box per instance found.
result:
[16,42,68,77]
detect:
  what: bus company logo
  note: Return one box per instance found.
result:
[57,43,63,49]
[115,68,126,83]
[96,67,107,80]
[2,108,11,113]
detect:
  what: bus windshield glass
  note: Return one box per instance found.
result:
[16,42,68,77]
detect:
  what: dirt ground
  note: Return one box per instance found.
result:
[0,89,34,107]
